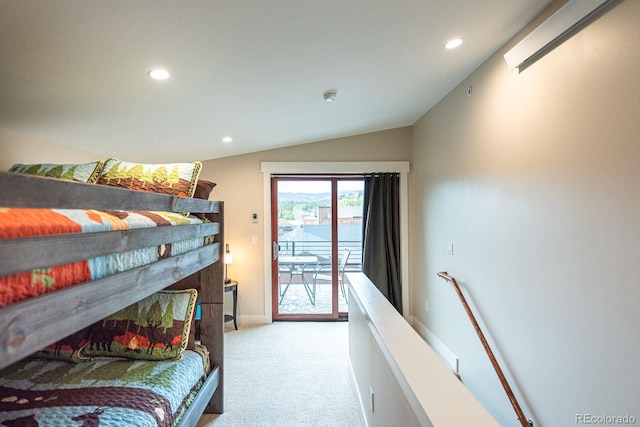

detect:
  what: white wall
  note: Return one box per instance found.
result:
[0,127,101,170]
[410,0,640,425]
[201,128,412,325]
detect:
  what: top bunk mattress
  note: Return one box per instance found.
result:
[0,208,209,308]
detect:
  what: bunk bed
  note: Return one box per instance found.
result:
[0,170,225,427]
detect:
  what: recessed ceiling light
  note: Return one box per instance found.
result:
[148,69,170,80]
[222,136,233,143]
[445,38,464,49]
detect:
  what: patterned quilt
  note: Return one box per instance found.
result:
[0,208,206,307]
[0,346,210,427]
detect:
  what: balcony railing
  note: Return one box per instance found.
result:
[278,240,362,270]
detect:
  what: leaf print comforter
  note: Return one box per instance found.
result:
[0,346,210,427]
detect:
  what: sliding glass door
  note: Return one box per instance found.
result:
[271,176,363,320]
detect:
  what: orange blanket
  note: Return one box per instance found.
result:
[0,208,203,307]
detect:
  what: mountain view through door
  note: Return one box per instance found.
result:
[272,177,363,320]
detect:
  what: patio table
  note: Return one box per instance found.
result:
[278,255,318,304]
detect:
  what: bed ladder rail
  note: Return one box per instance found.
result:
[437,272,533,427]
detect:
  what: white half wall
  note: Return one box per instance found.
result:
[348,273,498,427]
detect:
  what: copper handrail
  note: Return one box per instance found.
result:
[437,272,532,427]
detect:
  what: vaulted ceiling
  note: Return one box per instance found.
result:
[0,0,552,162]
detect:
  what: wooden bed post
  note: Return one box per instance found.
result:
[200,202,225,414]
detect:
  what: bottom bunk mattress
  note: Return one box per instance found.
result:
[0,345,211,427]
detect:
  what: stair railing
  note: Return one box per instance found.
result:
[437,271,532,427]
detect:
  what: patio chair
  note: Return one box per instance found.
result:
[313,248,351,300]
[278,264,292,297]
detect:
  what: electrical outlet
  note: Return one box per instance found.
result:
[251,235,258,244]
[424,300,429,312]
[447,242,454,255]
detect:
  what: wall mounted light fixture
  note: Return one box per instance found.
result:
[224,244,233,283]
[503,0,618,71]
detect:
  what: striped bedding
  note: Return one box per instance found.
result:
[0,208,206,308]
[0,345,211,427]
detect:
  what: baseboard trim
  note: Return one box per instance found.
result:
[412,318,459,375]
[236,315,271,326]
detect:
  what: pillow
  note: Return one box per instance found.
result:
[9,161,104,183]
[193,179,216,220]
[31,326,92,363]
[97,158,202,198]
[81,289,198,361]
[194,179,216,200]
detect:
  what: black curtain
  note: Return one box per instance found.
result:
[362,173,402,314]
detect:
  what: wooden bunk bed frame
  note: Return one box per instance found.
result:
[0,171,225,424]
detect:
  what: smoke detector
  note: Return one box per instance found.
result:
[323,90,337,102]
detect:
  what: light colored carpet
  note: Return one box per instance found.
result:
[197,321,365,427]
